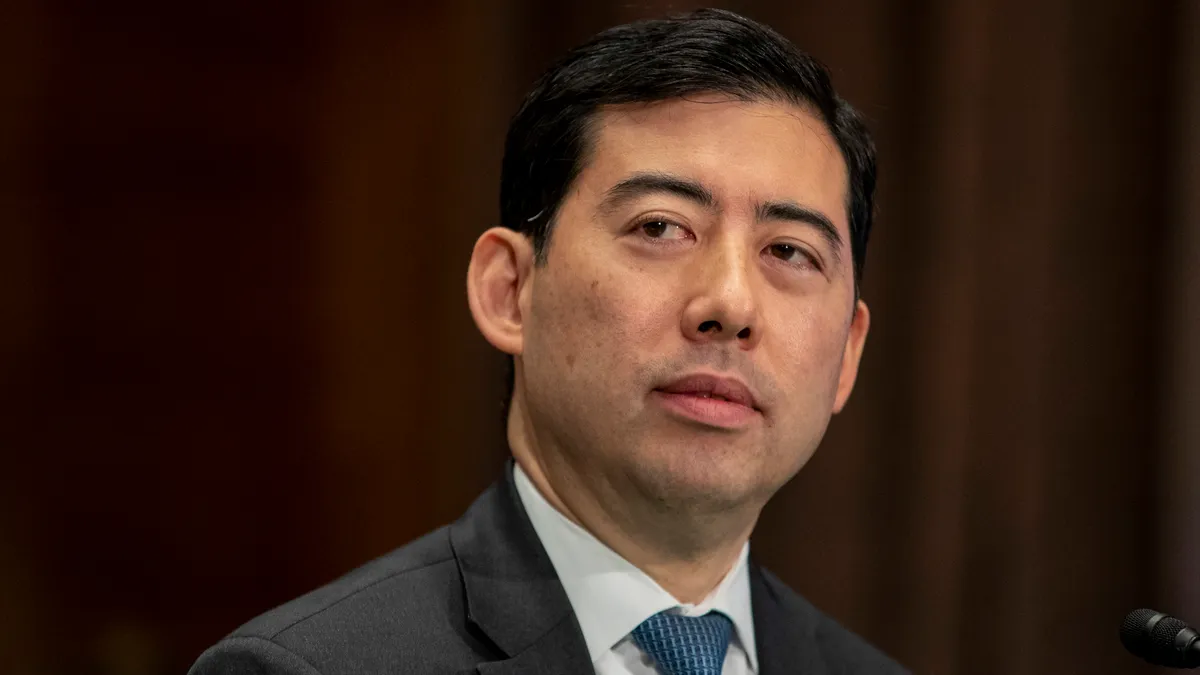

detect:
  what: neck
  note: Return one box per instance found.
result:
[508,394,758,604]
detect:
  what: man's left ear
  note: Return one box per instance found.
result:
[832,299,870,414]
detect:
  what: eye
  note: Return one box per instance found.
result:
[768,243,820,269]
[638,219,691,241]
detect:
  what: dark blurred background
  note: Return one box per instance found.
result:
[2,1,1198,674]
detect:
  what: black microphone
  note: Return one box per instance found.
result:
[1121,608,1200,668]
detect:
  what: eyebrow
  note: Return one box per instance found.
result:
[598,171,716,215]
[598,170,844,264]
[756,200,844,262]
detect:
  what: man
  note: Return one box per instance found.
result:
[191,8,908,675]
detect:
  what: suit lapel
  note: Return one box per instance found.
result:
[751,561,831,675]
[449,461,592,675]
[449,464,847,674]
[474,614,592,675]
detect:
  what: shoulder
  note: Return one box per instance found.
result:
[754,566,911,675]
[191,526,494,675]
[233,526,457,641]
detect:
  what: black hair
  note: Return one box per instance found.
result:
[496,8,877,420]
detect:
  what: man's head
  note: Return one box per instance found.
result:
[502,8,875,289]
[467,9,874,548]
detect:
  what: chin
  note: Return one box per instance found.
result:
[626,441,775,511]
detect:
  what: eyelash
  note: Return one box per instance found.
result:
[632,217,823,272]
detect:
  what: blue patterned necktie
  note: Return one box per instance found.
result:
[631,610,734,675]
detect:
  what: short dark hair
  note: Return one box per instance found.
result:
[496,8,877,419]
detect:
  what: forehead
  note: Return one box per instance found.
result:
[578,95,849,229]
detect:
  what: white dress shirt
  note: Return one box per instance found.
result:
[513,462,758,675]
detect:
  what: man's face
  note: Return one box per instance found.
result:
[516,95,868,513]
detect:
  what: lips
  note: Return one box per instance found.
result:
[656,373,760,411]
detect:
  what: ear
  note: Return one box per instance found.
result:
[831,299,870,414]
[466,227,536,356]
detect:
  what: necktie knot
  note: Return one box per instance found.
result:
[631,610,733,675]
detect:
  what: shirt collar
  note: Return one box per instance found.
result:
[513,461,758,672]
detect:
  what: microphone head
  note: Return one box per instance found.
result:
[1121,608,1160,659]
[1121,608,1200,668]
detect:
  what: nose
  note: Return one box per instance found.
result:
[680,238,761,349]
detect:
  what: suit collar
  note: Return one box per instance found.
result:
[751,561,830,675]
[513,461,759,668]
[449,461,836,674]
[449,460,592,674]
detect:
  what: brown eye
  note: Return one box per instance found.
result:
[642,220,669,237]
[769,243,817,268]
[770,243,798,260]
[639,220,689,240]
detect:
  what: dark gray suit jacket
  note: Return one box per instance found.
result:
[190,463,909,674]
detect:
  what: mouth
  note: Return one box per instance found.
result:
[652,391,761,429]
[652,373,762,429]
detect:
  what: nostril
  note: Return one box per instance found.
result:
[737,327,751,339]
[699,320,721,333]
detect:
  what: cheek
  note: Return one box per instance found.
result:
[591,276,669,357]
[534,267,664,379]
[772,307,849,393]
